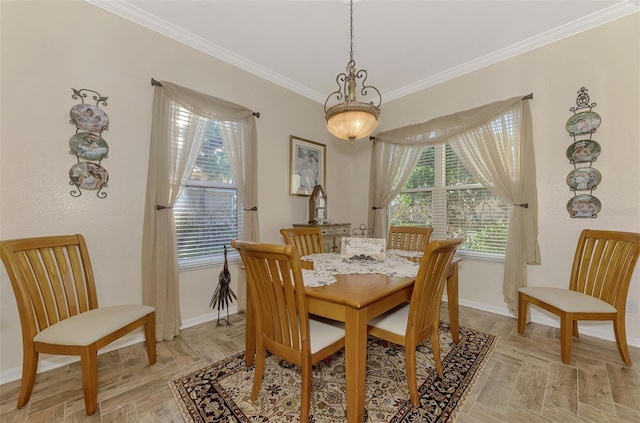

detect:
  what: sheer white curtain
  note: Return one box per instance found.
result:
[219,120,259,312]
[371,95,540,314]
[368,142,424,236]
[142,81,258,340]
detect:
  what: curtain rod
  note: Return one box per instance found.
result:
[150,78,260,118]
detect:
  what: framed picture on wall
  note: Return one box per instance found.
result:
[289,135,326,196]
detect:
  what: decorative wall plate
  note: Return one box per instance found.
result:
[565,111,601,135]
[567,194,601,218]
[566,139,601,164]
[566,167,601,191]
[69,161,109,191]
[69,132,109,161]
[69,103,109,132]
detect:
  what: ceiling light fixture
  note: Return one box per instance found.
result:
[324,0,381,144]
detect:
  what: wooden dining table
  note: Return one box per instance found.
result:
[244,256,461,423]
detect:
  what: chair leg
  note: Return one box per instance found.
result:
[144,316,157,365]
[517,293,527,335]
[17,348,38,409]
[251,342,265,401]
[431,330,443,377]
[613,315,632,365]
[572,320,579,339]
[80,346,99,415]
[559,315,573,365]
[405,342,419,408]
[300,359,312,422]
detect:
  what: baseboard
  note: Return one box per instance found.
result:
[2,301,637,384]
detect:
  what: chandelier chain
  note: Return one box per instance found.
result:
[349,0,354,63]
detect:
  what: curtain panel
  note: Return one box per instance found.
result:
[369,96,540,314]
[142,81,258,340]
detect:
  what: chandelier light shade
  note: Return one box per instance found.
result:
[324,0,381,143]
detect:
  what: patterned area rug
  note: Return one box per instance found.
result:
[169,322,497,422]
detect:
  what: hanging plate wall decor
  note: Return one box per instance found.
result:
[565,110,601,136]
[69,162,109,191]
[69,133,109,161]
[68,88,109,198]
[69,103,110,132]
[566,139,600,164]
[567,194,601,218]
[566,167,601,191]
[565,87,602,218]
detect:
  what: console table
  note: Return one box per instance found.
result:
[292,223,351,252]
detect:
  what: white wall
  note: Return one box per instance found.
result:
[1,1,638,383]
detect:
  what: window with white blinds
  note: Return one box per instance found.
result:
[174,120,242,269]
[388,144,509,259]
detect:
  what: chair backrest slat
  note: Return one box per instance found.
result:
[280,227,325,256]
[233,241,308,354]
[0,234,98,337]
[53,246,77,316]
[36,247,69,325]
[39,247,69,322]
[570,229,640,309]
[387,226,433,252]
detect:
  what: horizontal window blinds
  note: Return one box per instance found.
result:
[388,144,509,256]
[174,120,242,267]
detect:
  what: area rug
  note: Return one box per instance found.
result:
[169,322,497,422]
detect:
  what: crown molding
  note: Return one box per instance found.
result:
[87,0,638,104]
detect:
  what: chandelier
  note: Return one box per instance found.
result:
[324,0,381,143]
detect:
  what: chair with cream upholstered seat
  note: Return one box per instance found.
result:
[387,226,433,262]
[0,234,156,415]
[231,239,345,422]
[518,229,640,365]
[368,237,464,408]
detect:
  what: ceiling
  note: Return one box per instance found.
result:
[88,0,638,104]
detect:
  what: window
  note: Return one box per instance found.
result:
[174,120,242,269]
[388,144,509,259]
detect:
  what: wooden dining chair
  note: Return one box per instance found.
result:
[518,229,640,365]
[231,239,345,422]
[0,234,156,415]
[280,226,325,256]
[387,226,433,261]
[367,237,464,407]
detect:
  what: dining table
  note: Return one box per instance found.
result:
[243,253,462,423]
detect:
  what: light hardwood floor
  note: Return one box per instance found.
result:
[1,305,639,422]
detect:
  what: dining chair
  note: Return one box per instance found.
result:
[387,226,434,261]
[367,237,464,407]
[280,226,325,255]
[0,234,156,415]
[231,239,345,422]
[518,229,640,365]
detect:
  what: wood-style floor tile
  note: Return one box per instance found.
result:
[546,363,579,413]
